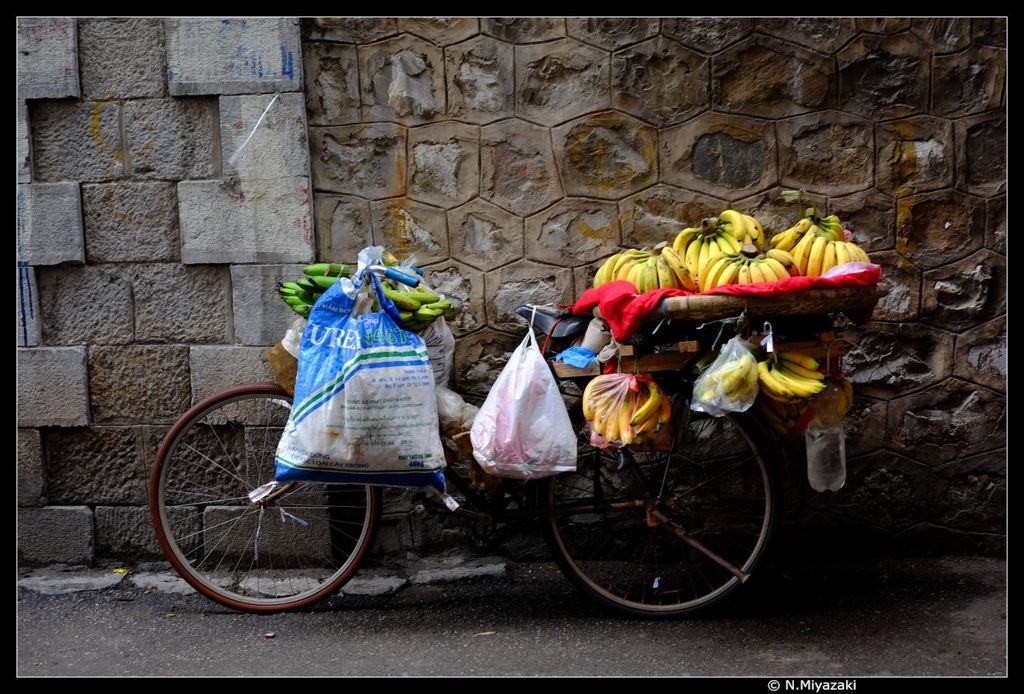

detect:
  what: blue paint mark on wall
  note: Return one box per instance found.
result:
[167,67,174,82]
[18,262,33,347]
[280,46,294,80]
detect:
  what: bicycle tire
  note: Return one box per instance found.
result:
[541,403,779,619]
[149,383,382,613]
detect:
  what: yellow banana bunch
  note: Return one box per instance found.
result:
[773,211,871,276]
[592,248,657,288]
[699,249,794,291]
[718,209,766,250]
[673,224,741,287]
[756,351,827,404]
[693,351,759,407]
[584,375,671,447]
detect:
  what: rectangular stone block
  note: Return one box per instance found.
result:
[16,265,40,347]
[38,265,133,345]
[18,506,94,565]
[16,183,84,266]
[44,427,146,505]
[125,98,217,180]
[220,93,310,181]
[179,178,314,264]
[17,347,90,427]
[189,346,273,403]
[165,18,302,96]
[17,100,31,183]
[95,506,167,559]
[79,18,166,99]
[30,100,125,182]
[89,345,191,424]
[17,17,79,99]
[130,264,231,343]
[230,264,307,346]
[18,428,45,507]
[81,182,180,262]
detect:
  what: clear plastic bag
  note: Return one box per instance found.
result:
[690,335,759,416]
[582,373,670,449]
[470,329,577,480]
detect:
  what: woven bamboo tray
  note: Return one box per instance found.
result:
[658,285,885,324]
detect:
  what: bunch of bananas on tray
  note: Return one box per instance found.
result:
[698,247,797,291]
[276,257,455,332]
[770,209,871,277]
[592,246,696,291]
[582,374,672,447]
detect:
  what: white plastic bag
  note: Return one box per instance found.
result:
[420,316,455,387]
[470,329,577,480]
[690,335,759,416]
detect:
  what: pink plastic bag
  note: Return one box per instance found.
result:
[470,329,577,480]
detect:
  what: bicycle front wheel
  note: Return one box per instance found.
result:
[149,384,381,613]
[542,407,778,618]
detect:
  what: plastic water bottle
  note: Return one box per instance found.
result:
[805,423,846,492]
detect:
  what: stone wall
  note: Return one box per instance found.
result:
[302,17,1006,556]
[16,17,1005,565]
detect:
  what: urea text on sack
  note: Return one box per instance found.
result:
[307,324,406,350]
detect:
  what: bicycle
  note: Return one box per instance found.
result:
[150,269,877,617]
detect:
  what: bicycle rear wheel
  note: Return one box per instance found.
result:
[542,403,778,618]
[149,384,381,613]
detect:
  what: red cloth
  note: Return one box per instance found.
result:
[573,265,882,342]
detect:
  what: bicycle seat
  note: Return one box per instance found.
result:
[515,305,590,339]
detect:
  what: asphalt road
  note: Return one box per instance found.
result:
[17,557,1005,677]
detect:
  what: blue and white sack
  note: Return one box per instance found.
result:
[275,254,446,491]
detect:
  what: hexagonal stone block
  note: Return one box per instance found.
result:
[895,190,985,270]
[826,190,893,254]
[932,449,1005,533]
[887,378,1005,464]
[370,199,449,266]
[776,111,872,196]
[987,196,1005,255]
[954,317,1005,393]
[875,117,954,196]
[620,185,726,248]
[661,18,753,52]
[757,18,855,54]
[933,46,1006,117]
[447,199,524,271]
[359,35,445,125]
[866,251,921,323]
[843,322,954,399]
[444,36,514,124]
[844,395,888,457]
[567,18,658,50]
[838,34,930,119]
[400,18,479,45]
[956,114,1005,197]
[303,18,399,43]
[712,35,833,118]
[973,18,1006,47]
[480,119,561,216]
[486,260,573,333]
[809,451,932,533]
[303,42,360,126]
[408,122,479,208]
[855,18,911,34]
[309,124,406,199]
[910,18,971,52]
[515,39,610,127]
[313,194,373,263]
[553,112,657,199]
[921,249,1005,332]
[452,329,523,396]
[661,113,777,199]
[525,199,620,266]
[482,18,565,43]
[420,261,485,337]
[611,37,708,126]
